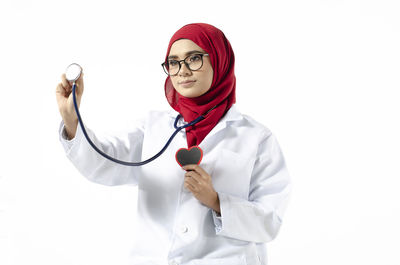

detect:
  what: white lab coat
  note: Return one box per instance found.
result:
[58,104,291,265]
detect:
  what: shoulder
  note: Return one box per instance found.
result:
[231,109,285,160]
[229,106,273,141]
[223,106,280,159]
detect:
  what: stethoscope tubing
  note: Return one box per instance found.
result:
[71,82,204,166]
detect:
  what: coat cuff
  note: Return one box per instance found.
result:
[211,208,222,233]
[58,120,83,156]
[211,192,255,238]
[211,192,228,235]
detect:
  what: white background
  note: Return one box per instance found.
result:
[0,0,399,264]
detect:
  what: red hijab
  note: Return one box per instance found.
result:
[164,23,236,147]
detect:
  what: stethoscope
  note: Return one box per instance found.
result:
[65,63,215,166]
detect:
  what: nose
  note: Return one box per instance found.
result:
[178,62,192,76]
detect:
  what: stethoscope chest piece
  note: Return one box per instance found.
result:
[65,63,82,83]
[175,146,203,168]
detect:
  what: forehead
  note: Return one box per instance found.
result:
[168,39,206,58]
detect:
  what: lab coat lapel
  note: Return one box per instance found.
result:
[202,105,242,141]
[168,105,243,152]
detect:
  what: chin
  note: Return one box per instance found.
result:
[179,92,198,98]
[176,88,202,98]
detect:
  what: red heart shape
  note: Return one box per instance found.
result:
[175,146,203,168]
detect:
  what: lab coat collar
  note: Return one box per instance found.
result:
[167,104,243,124]
[167,104,243,140]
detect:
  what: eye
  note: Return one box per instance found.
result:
[168,60,179,66]
[189,54,202,62]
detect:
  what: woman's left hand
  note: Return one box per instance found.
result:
[182,164,220,213]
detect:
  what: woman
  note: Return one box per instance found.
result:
[56,23,291,265]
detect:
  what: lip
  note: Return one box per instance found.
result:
[178,80,196,88]
[178,80,196,84]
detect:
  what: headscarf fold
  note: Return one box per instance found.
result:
[164,23,236,147]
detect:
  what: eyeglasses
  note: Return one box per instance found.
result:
[162,53,209,76]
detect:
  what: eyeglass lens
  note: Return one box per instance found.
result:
[164,54,205,76]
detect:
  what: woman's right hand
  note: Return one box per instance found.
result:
[55,71,84,139]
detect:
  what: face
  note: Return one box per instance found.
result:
[168,39,214,98]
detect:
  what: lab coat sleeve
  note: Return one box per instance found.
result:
[211,131,291,243]
[58,118,145,186]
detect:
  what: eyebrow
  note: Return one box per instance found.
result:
[167,50,205,60]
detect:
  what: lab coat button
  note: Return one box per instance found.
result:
[179,225,188,233]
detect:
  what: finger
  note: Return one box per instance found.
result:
[61,73,71,90]
[184,176,196,188]
[76,71,84,84]
[56,83,67,98]
[184,178,196,189]
[185,173,204,186]
[187,172,203,185]
[183,181,195,191]
[75,72,84,96]
[184,182,196,192]
[183,164,208,178]
[185,171,202,183]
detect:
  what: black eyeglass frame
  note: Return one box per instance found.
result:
[161,53,209,76]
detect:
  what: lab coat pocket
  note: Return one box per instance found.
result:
[190,254,247,265]
[212,148,255,199]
